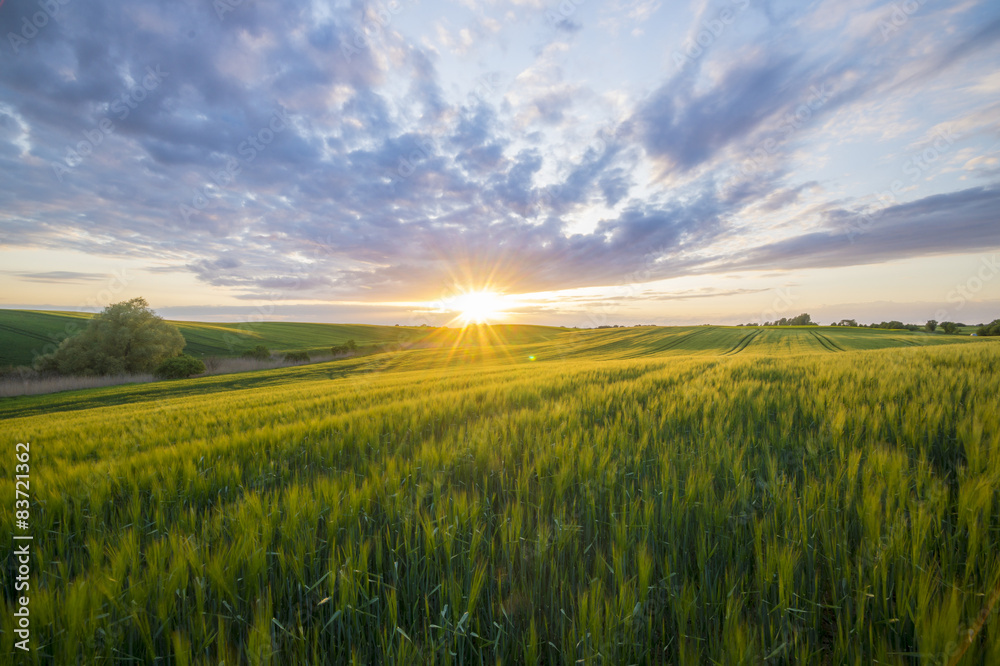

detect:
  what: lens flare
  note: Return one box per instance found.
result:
[453,290,505,325]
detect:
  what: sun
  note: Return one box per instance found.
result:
[453,290,505,325]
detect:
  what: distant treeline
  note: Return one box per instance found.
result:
[735,314,998,334]
[739,313,816,327]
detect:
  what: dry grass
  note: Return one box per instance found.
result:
[0,354,335,397]
[199,354,334,376]
[0,373,155,398]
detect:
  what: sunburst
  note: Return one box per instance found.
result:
[452,290,505,325]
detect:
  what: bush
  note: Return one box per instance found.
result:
[34,297,185,376]
[241,345,271,361]
[331,340,357,355]
[975,319,1000,336]
[154,354,206,379]
[283,351,310,363]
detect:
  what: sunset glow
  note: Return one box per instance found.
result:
[452,291,506,325]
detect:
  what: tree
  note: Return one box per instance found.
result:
[940,321,959,335]
[975,318,1000,336]
[34,297,184,375]
[770,313,814,326]
[283,351,310,363]
[154,354,206,379]
[925,319,937,332]
[331,340,357,355]
[241,345,271,361]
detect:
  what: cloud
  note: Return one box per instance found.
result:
[727,186,1000,272]
[7,271,110,283]
[1,0,998,316]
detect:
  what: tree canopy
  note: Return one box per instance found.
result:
[764,313,814,326]
[35,298,185,375]
[976,319,1000,336]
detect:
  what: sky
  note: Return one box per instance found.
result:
[1,0,999,327]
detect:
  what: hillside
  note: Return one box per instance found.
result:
[0,309,568,367]
[0,308,980,369]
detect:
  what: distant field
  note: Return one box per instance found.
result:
[0,309,568,367]
[0,308,982,368]
[1,322,998,663]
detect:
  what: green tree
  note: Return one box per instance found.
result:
[154,354,206,379]
[941,321,959,335]
[34,297,184,375]
[925,319,937,332]
[975,318,1000,336]
[241,345,271,361]
[283,351,310,363]
[331,340,357,355]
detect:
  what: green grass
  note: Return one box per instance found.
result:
[0,308,568,367]
[0,310,94,368]
[1,329,999,663]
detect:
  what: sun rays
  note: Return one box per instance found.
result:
[452,290,506,325]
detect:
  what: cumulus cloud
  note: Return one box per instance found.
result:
[1,0,998,311]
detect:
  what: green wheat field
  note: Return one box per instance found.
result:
[2,314,999,664]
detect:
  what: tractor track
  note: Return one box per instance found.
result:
[810,330,845,352]
[722,328,763,355]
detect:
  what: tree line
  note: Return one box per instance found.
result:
[737,313,996,334]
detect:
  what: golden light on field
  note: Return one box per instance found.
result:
[453,290,506,325]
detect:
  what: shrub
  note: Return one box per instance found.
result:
[331,340,357,355]
[283,351,310,363]
[154,354,206,379]
[241,345,271,361]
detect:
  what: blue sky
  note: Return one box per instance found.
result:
[1,0,999,326]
